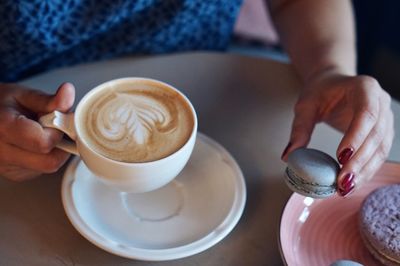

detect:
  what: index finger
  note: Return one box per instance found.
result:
[0,108,63,153]
[336,79,381,164]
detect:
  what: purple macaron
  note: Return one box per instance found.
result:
[359,184,400,266]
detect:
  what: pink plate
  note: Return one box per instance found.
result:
[279,162,400,266]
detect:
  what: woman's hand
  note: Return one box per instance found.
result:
[0,82,75,181]
[281,71,394,197]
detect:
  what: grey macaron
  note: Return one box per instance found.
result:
[285,148,340,198]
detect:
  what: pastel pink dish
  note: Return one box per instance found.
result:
[279,162,400,266]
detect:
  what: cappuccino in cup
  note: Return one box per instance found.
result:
[79,80,194,163]
[39,78,198,192]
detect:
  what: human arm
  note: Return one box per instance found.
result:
[268,0,394,196]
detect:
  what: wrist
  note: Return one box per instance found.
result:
[304,64,354,88]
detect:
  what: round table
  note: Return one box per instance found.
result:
[2,52,399,265]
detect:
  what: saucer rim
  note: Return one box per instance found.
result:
[61,132,247,261]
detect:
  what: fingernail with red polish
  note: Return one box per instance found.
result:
[339,172,355,190]
[281,142,292,160]
[338,147,354,165]
[338,175,355,197]
[338,183,355,197]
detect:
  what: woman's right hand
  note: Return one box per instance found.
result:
[0,82,75,181]
[281,72,394,197]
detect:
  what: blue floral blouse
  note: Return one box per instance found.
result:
[0,0,242,81]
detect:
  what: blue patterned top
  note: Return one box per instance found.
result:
[0,0,242,82]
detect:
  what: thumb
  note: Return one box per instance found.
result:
[47,83,75,112]
[281,102,318,161]
[16,82,75,113]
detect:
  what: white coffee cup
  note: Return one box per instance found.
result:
[39,78,197,193]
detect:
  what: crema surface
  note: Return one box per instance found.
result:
[80,81,194,163]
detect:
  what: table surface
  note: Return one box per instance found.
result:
[2,52,399,266]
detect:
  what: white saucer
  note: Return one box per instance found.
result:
[62,133,246,261]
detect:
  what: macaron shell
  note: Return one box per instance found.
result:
[359,229,400,266]
[285,148,339,198]
[285,167,336,198]
[287,148,339,186]
[359,184,400,265]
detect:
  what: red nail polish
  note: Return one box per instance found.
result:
[338,148,354,165]
[338,182,355,197]
[339,172,355,190]
[281,142,292,160]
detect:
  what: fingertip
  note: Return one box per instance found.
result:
[337,147,354,165]
[280,141,307,162]
[58,82,76,110]
[59,82,75,96]
[281,142,292,161]
[50,82,76,112]
[338,183,355,197]
[337,169,358,197]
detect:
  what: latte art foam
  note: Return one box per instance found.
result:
[96,92,172,145]
[80,81,194,163]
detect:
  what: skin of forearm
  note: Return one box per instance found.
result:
[267,0,356,83]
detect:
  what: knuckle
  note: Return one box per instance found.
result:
[352,132,365,146]
[357,75,380,89]
[356,173,371,187]
[376,146,389,162]
[370,126,384,142]
[41,156,64,173]
[359,107,378,123]
[348,158,363,173]
[354,174,365,187]
[382,90,392,104]
[36,138,55,153]
[382,140,392,157]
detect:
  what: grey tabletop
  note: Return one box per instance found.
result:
[1,52,399,266]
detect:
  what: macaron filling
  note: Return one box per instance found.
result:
[360,230,400,265]
[285,167,336,197]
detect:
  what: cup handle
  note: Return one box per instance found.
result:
[39,111,79,155]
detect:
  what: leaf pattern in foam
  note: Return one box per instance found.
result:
[97,92,171,145]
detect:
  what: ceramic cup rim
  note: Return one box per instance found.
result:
[74,77,198,166]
